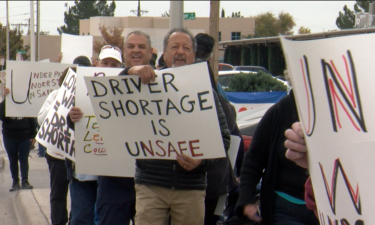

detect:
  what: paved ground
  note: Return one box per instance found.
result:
[0,144,70,225]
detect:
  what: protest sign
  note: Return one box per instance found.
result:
[61,33,93,64]
[75,67,135,177]
[35,68,76,161]
[84,62,226,160]
[280,33,375,224]
[5,61,74,117]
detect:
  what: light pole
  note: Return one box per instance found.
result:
[169,1,184,29]
[30,1,35,62]
[6,1,10,60]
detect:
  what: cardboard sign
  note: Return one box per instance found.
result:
[35,68,76,161]
[61,33,93,65]
[280,34,375,224]
[75,67,135,177]
[84,62,226,160]
[5,61,74,117]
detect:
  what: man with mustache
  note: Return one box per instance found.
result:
[121,27,230,225]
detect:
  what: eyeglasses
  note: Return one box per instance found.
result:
[101,45,122,54]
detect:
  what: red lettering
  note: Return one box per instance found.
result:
[189,140,202,157]
[178,141,187,155]
[156,140,166,157]
[141,141,154,156]
[168,142,179,157]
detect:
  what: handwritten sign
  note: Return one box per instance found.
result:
[5,61,74,117]
[84,62,226,160]
[75,67,135,177]
[280,34,375,224]
[61,33,93,65]
[35,68,76,161]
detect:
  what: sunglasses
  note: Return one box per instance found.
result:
[101,45,122,54]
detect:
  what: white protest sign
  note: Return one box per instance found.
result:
[35,68,76,161]
[84,62,226,160]
[280,34,375,224]
[75,66,135,177]
[5,61,75,117]
[61,33,93,64]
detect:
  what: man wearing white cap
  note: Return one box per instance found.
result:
[67,45,123,225]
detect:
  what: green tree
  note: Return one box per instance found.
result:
[221,8,225,18]
[336,1,375,29]
[298,26,311,34]
[0,22,29,62]
[231,11,244,18]
[225,71,287,92]
[57,0,116,35]
[254,11,296,37]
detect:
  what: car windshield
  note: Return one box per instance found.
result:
[217,75,233,87]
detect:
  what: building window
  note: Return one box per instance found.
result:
[231,32,241,40]
[218,31,221,42]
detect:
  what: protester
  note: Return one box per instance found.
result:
[38,66,75,225]
[119,27,230,225]
[194,32,241,225]
[96,30,153,225]
[67,46,123,225]
[0,88,37,191]
[235,91,319,225]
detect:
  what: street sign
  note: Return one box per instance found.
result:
[17,50,26,54]
[184,12,196,20]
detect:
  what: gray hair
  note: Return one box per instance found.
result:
[163,28,197,52]
[124,30,152,49]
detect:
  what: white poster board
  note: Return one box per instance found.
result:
[35,68,76,160]
[280,34,375,224]
[75,67,135,177]
[5,61,75,117]
[61,33,93,64]
[84,62,226,160]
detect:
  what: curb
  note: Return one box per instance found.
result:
[13,190,49,225]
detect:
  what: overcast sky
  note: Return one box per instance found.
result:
[0,1,355,35]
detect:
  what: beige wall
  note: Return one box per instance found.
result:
[23,35,61,62]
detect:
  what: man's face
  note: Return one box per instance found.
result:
[123,34,153,67]
[163,32,196,68]
[97,58,121,68]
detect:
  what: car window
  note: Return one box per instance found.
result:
[217,75,233,87]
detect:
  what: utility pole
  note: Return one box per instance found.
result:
[30,1,35,61]
[6,1,10,60]
[37,1,40,61]
[209,1,220,81]
[169,1,184,29]
[130,0,149,17]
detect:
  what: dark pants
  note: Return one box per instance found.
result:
[273,194,319,225]
[4,136,31,182]
[70,178,97,225]
[204,197,221,225]
[96,176,135,225]
[46,153,69,225]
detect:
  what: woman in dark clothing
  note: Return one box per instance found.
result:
[235,91,319,225]
[0,88,37,191]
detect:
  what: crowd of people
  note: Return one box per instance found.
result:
[0,26,319,225]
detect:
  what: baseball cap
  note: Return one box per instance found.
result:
[99,47,122,63]
[73,56,92,67]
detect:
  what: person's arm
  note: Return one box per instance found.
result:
[235,104,277,222]
[0,88,10,121]
[38,91,58,125]
[118,65,155,84]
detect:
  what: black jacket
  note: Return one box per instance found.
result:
[134,90,230,190]
[235,91,308,225]
[0,100,37,139]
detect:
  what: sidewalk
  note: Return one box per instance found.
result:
[0,147,70,225]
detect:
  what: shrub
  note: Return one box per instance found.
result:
[226,71,287,92]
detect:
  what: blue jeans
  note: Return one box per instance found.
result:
[96,176,135,225]
[38,143,46,157]
[3,136,31,182]
[273,194,319,225]
[69,178,97,225]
